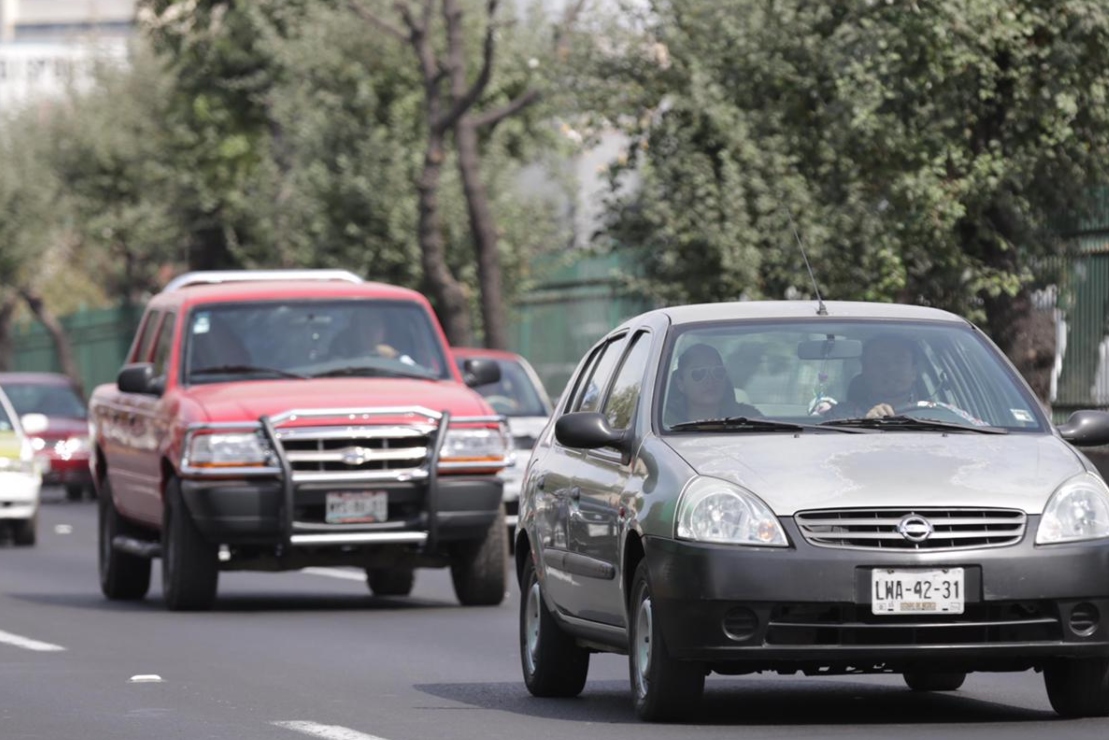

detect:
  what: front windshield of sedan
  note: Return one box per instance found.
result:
[660,319,1048,433]
[2,382,87,419]
[183,300,451,385]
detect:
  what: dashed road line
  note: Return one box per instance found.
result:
[301,567,366,583]
[0,629,66,652]
[272,720,390,740]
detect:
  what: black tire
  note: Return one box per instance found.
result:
[162,476,219,612]
[519,555,590,697]
[65,484,87,502]
[629,561,705,722]
[449,504,508,606]
[366,567,415,597]
[98,478,151,600]
[1044,657,1109,718]
[12,513,37,547]
[903,671,966,692]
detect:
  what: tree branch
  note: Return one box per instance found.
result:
[347,0,406,41]
[435,0,498,134]
[471,89,541,130]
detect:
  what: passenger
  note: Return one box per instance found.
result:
[329,309,399,360]
[665,343,761,426]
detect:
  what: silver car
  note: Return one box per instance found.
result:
[516,300,1109,721]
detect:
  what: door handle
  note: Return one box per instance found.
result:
[535,473,547,491]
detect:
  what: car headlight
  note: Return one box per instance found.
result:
[439,425,509,470]
[1036,473,1109,545]
[186,431,273,468]
[676,477,789,547]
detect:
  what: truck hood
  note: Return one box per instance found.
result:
[662,432,1086,515]
[184,379,494,423]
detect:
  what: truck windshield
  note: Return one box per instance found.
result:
[184,299,452,385]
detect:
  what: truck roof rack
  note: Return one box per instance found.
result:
[162,269,364,293]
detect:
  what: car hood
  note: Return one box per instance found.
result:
[184,379,494,423]
[0,430,22,460]
[37,417,89,438]
[662,432,1085,515]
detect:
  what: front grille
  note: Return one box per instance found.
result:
[795,508,1027,551]
[276,425,433,476]
[766,601,1060,646]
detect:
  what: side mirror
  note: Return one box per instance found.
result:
[1058,410,1109,447]
[554,412,627,452]
[462,358,501,388]
[117,363,160,396]
[20,413,49,435]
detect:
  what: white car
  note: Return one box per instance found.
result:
[0,386,42,546]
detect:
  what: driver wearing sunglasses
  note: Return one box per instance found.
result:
[665,343,761,426]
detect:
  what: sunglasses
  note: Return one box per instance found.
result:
[687,365,727,382]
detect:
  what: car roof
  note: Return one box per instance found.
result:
[0,372,76,386]
[148,279,430,310]
[452,347,524,362]
[638,300,969,327]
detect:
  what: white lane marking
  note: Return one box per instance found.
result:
[54,524,73,534]
[272,721,390,740]
[129,675,164,683]
[300,567,366,583]
[0,629,66,652]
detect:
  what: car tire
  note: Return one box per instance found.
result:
[65,484,87,502]
[903,671,966,692]
[366,567,415,597]
[449,503,507,606]
[1044,657,1109,718]
[98,477,151,600]
[12,513,37,547]
[629,560,705,722]
[162,476,219,612]
[519,555,589,697]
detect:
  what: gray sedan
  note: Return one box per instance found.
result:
[515,300,1109,721]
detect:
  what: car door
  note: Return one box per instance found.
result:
[128,310,177,524]
[532,332,628,617]
[569,330,653,626]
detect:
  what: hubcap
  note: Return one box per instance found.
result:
[634,595,653,697]
[524,580,542,675]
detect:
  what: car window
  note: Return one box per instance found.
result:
[660,319,1048,432]
[1,382,87,419]
[151,312,177,380]
[0,394,13,432]
[603,331,652,429]
[571,334,629,414]
[131,310,161,362]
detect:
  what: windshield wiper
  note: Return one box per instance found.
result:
[819,415,1008,434]
[669,416,865,433]
[310,366,437,381]
[190,365,306,379]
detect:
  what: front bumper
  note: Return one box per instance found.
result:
[644,517,1109,672]
[181,475,503,547]
[0,471,42,520]
[38,453,93,486]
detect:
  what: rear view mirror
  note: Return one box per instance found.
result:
[1058,410,1109,447]
[20,413,49,435]
[462,358,501,388]
[118,363,161,396]
[797,338,862,361]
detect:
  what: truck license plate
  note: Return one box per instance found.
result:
[325,491,388,524]
[871,568,964,615]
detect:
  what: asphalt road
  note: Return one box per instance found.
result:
[2,489,1107,740]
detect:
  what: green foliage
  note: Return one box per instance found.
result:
[0,109,57,286]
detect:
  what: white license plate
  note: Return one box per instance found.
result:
[325,491,388,524]
[871,568,965,615]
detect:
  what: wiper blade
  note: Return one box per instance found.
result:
[190,365,306,379]
[670,416,865,433]
[310,366,437,381]
[819,415,1008,434]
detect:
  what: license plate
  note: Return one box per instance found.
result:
[325,491,388,524]
[871,568,965,615]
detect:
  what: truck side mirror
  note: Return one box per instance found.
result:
[118,363,160,396]
[462,358,501,388]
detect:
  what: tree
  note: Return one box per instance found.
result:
[591,0,1109,382]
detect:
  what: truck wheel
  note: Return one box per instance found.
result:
[65,484,87,502]
[520,555,589,697]
[449,504,508,606]
[629,560,705,722]
[98,478,151,600]
[366,567,415,597]
[1044,657,1109,717]
[162,476,219,612]
[12,514,37,547]
[903,671,966,691]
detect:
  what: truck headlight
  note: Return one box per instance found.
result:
[439,426,509,470]
[1036,473,1109,544]
[187,431,273,468]
[676,477,789,547]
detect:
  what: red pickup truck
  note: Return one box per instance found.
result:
[88,270,510,611]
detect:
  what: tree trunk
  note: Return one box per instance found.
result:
[418,133,472,345]
[19,288,84,397]
[455,116,507,349]
[0,294,16,371]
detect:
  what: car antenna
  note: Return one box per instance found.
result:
[785,208,827,316]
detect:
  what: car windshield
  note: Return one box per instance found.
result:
[457,356,550,417]
[659,318,1048,433]
[184,299,451,385]
[1,381,87,419]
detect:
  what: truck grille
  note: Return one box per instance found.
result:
[794,508,1027,551]
[275,425,435,481]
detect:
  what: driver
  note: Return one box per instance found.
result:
[849,334,920,419]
